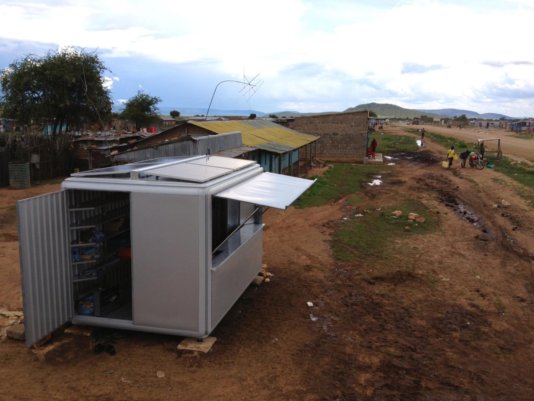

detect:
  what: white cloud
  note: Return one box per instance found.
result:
[102,75,119,90]
[1,0,534,115]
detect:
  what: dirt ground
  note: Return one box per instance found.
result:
[415,123,534,164]
[1,125,534,401]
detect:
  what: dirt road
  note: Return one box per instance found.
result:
[410,123,534,163]
[1,129,534,400]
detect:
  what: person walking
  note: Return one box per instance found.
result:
[447,145,456,168]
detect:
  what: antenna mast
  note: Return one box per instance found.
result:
[205,74,262,119]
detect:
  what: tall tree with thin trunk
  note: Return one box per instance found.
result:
[0,49,112,134]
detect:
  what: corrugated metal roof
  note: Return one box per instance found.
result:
[256,142,294,153]
[216,146,256,158]
[189,120,318,154]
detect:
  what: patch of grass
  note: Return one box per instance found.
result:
[517,188,534,207]
[487,157,534,206]
[492,157,534,188]
[421,271,441,289]
[332,199,438,262]
[374,133,419,153]
[403,128,470,149]
[294,164,386,208]
[346,193,363,206]
[512,133,534,140]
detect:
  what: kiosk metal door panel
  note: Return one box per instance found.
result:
[17,191,72,346]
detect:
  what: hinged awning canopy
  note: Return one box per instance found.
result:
[215,172,315,209]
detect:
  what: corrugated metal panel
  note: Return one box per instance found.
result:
[139,156,255,183]
[114,141,195,163]
[113,132,249,163]
[17,191,72,346]
[216,146,255,158]
[194,132,243,154]
[256,142,293,154]
[189,120,319,152]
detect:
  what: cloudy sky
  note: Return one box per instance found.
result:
[1,0,533,117]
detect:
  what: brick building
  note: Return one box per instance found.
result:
[284,110,369,162]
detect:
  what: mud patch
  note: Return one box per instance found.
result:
[366,270,420,286]
[500,229,534,260]
[389,151,440,165]
[437,189,492,234]
[431,304,490,343]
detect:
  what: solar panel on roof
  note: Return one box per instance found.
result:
[144,162,232,183]
[188,155,254,170]
[71,164,140,177]
[70,156,191,177]
[70,155,257,182]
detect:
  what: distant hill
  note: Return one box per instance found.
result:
[270,111,305,118]
[115,102,512,120]
[270,110,340,118]
[418,108,509,120]
[345,103,441,119]
[346,103,511,120]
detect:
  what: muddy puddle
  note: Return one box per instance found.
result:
[438,190,493,237]
[389,151,439,165]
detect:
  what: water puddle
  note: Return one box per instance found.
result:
[439,191,492,236]
[455,203,482,227]
[390,151,439,165]
[368,175,383,186]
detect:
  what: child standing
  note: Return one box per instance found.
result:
[447,145,456,168]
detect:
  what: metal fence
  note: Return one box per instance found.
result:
[0,133,75,187]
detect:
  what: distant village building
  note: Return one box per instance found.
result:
[159,115,179,128]
[510,120,533,133]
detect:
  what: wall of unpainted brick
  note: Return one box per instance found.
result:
[286,111,368,162]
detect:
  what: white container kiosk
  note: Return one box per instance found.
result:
[17,156,314,346]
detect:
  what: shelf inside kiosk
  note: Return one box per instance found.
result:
[68,189,132,320]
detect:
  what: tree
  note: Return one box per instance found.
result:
[0,49,112,134]
[170,110,180,119]
[454,114,469,126]
[368,110,377,117]
[120,91,161,131]
[248,113,257,119]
